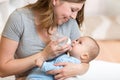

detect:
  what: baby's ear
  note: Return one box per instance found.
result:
[81,53,89,60]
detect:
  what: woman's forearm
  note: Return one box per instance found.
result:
[0,52,44,77]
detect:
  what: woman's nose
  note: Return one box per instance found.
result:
[70,12,77,19]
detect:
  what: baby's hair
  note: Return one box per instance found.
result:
[85,36,100,62]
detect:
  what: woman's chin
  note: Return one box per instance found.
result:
[57,20,66,25]
[57,22,63,25]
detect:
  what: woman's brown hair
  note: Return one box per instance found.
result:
[61,0,86,27]
[26,0,86,33]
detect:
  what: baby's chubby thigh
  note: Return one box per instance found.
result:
[26,71,53,80]
[26,67,53,80]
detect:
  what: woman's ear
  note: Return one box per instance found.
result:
[81,53,89,60]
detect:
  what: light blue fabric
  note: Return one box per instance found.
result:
[26,68,53,80]
[26,54,80,80]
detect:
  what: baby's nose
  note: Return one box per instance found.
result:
[72,40,76,44]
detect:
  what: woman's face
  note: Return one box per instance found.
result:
[53,0,84,25]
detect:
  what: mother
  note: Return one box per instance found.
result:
[0,0,88,80]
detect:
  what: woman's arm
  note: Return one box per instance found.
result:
[0,37,45,77]
[47,62,89,80]
[0,36,70,77]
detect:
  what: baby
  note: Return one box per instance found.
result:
[26,36,99,80]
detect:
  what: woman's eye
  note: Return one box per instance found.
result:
[71,8,79,12]
[71,9,75,12]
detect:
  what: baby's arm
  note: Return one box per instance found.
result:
[36,54,80,72]
[40,61,62,72]
[55,54,80,64]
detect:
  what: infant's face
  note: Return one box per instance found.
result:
[69,38,86,59]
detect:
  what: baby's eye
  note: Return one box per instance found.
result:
[76,39,78,41]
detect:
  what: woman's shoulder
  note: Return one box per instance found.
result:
[59,19,78,31]
[64,19,77,26]
[14,7,31,14]
[68,19,77,23]
[11,7,33,20]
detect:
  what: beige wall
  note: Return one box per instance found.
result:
[82,15,120,40]
[82,0,120,40]
[0,0,120,39]
[85,0,120,16]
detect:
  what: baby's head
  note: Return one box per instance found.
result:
[69,36,100,63]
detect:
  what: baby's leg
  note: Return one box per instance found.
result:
[26,72,53,80]
[26,68,53,80]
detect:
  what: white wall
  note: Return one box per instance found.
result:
[85,0,120,16]
[0,0,9,34]
[0,0,120,35]
[0,0,36,34]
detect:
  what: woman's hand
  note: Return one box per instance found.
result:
[42,37,70,60]
[47,62,89,80]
